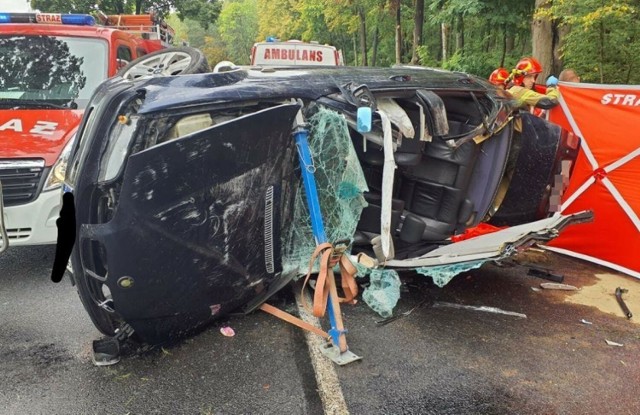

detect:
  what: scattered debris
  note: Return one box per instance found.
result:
[540,282,579,291]
[614,287,633,319]
[526,264,564,283]
[375,299,430,325]
[580,319,593,325]
[605,339,624,347]
[528,246,546,253]
[433,301,527,318]
[220,326,236,337]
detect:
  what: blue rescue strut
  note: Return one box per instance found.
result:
[293,119,347,351]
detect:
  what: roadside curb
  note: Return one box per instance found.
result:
[294,282,350,415]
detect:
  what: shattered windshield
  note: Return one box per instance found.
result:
[0,35,107,109]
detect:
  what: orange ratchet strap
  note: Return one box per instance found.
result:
[301,242,358,318]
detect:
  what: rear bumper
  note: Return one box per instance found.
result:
[3,189,60,246]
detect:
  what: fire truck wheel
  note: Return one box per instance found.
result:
[118,46,210,80]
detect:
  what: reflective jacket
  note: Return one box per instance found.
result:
[508,85,560,110]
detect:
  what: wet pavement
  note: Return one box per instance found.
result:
[0,246,321,415]
[337,250,640,415]
[1,246,639,414]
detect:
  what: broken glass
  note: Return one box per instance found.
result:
[282,106,369,277]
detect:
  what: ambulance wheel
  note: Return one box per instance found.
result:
[118,46,210,80]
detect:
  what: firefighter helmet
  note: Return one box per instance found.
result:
[489,67,510,86]
[515,57,543,76]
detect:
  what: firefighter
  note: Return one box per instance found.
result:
[488,67,510,89]
[507,57,560,112]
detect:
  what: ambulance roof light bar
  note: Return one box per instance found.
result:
[0,13,96,26]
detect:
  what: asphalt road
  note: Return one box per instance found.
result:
[0,245,322,415]
[1,246,639,415]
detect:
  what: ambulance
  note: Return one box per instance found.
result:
[0,12,173,249]
[251,39,344,66]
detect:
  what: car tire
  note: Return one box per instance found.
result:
[72,256,121,337]
[75,284,119,337]
[118,46,210,80]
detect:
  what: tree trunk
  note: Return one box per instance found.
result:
[456,14,464,55]
[553,22,570,73]
[353,34,358,66]
[395,5,402,64]
[136,0,142,14]
[599,20,605,83]
[358,7,368,66]
[532,0,554,81]
[500,24,507,67]
[411,0,425,64]
[506,35,515,53]
[372,25,380,67]
[441,22,449,62]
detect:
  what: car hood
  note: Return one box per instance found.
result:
[0,109,83,165]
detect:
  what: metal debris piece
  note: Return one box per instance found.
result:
[580,319,593,325]
[526,265,564,283]
[433,301,527,318]
[605,339,624,347]
[220,326,235,337]
[614,287,633,319]
[540,283,579,291]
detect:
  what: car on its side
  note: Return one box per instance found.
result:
[60,64,587,345]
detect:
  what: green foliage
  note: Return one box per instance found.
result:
[31,0,96,13]
[31,0,639,84]
[166,14,227,65]
[173,0,222,30]
[217,0,259,65]
[548,0,640,84]
[30,0,222,30]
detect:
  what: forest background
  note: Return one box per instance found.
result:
[32,0,640,84]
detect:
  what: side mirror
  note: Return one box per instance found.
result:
[357,107,372,133]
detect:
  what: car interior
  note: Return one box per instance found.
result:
[138,86,514,262]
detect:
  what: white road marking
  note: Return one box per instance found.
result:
[294,283,350,415]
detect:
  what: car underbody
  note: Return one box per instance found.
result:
[61,66,585,344]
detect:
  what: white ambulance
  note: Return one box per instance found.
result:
[251,39,344,66]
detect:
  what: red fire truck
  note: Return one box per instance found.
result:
[0,12,175,249]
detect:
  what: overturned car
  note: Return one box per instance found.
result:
[61,64,586,345]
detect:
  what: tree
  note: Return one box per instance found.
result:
[390,0,402,64]
[217,0,258,65]
[532,0,556,81]
[546,0,640,83]
[30,0,222,30]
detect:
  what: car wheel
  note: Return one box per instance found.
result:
[71,247,123,337]
[118,46,210,80]
[74,269,120,336]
